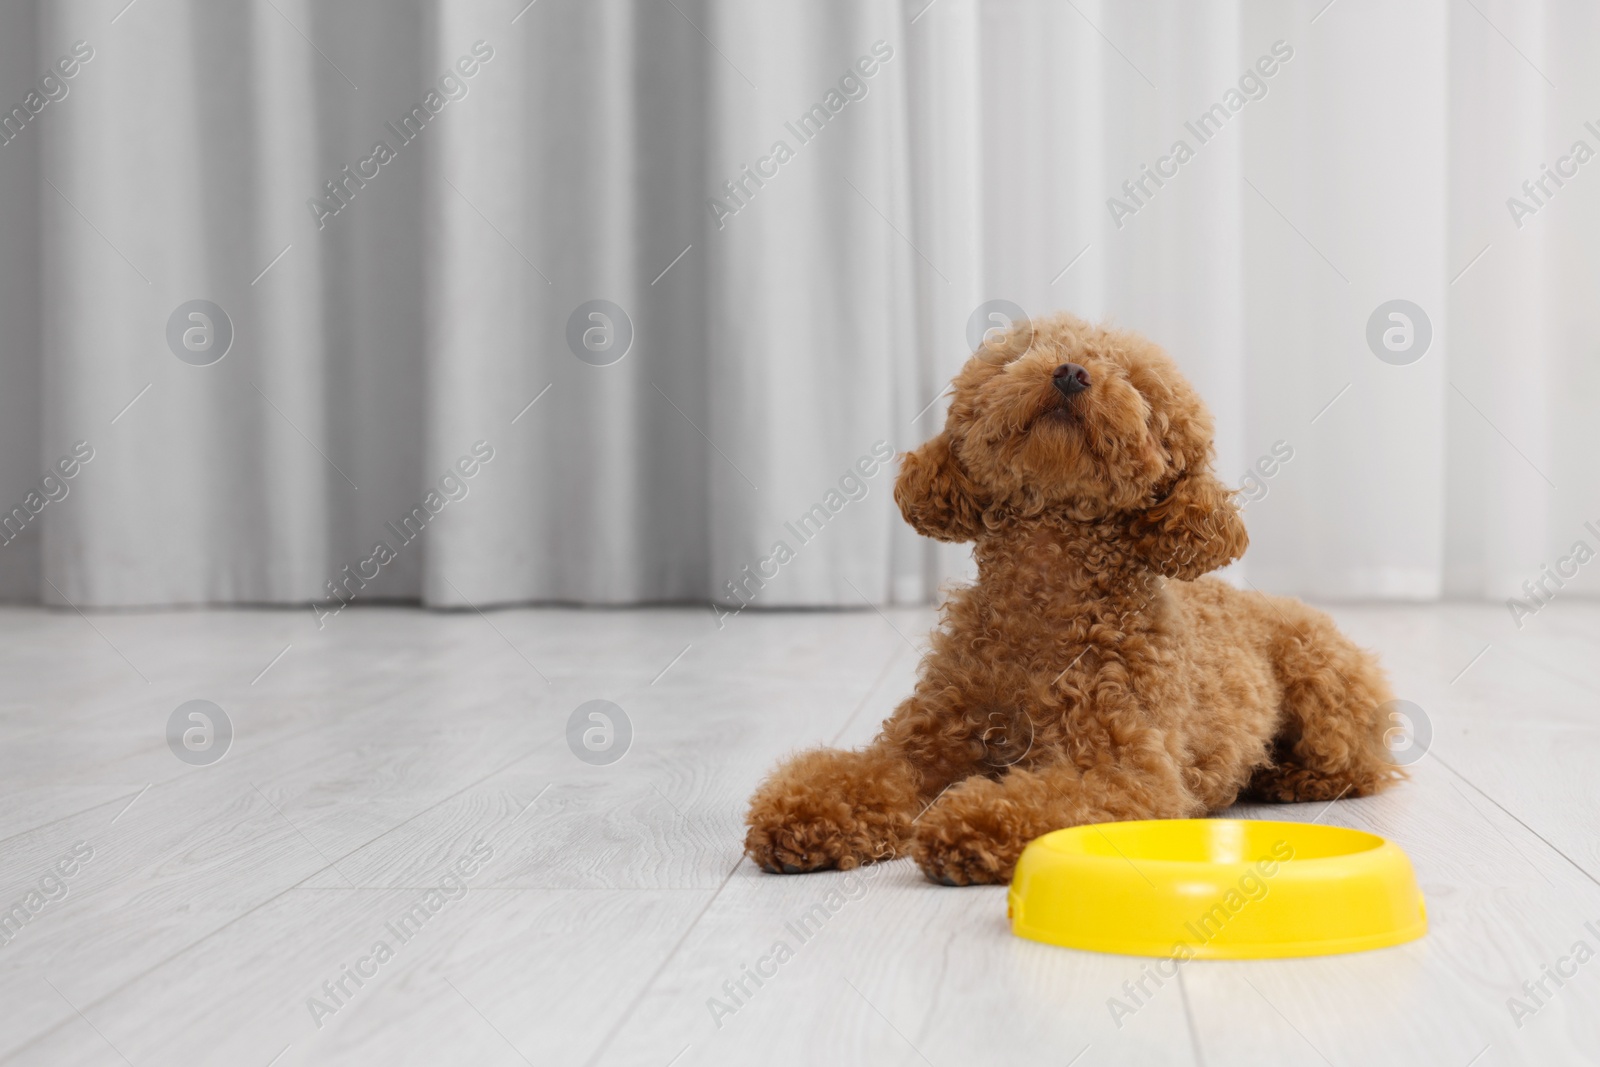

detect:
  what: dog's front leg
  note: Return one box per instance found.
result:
[910,757,1201,885]
[743,740,925,874]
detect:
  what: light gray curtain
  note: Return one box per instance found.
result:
[2,0,1598,612]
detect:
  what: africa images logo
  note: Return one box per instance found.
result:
[1106,40,1294,229]
[308,41,494,229]
[706,41,894,230]
[305,838,494,1029]
[166,300,234,365]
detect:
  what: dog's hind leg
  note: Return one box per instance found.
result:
[1243,600,1402,803]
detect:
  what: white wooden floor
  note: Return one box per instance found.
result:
[1,600,1598,1066]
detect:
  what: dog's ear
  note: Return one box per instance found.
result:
[1127,466,1247,579]
[894,432,985,543]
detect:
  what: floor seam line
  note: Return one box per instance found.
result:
[0,690,474,847]
[0,789,155,849]
[581,858,744,1067]
[1176,964,1207,1067]
[1433,751,1600,893]
[829,639,910,747]
[0,746,550,1064]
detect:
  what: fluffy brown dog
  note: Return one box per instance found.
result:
[744,313,1401,885]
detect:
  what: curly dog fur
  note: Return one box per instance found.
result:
[744,313,1402,885]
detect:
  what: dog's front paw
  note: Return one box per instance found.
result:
[744,809,903,875]
[744,748,915,874]
[910,777,1034,886]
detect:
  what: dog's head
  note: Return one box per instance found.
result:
[894,313,1246,579]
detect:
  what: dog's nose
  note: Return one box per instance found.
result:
[1053,363,1091,397]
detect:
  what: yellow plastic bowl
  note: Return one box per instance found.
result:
[1007,819,1426,959]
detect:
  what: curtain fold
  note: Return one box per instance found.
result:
[0,0,1594,612]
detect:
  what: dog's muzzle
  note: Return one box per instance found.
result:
[1053,363,1091,399]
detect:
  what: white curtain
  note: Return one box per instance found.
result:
[1,0,1595,611]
